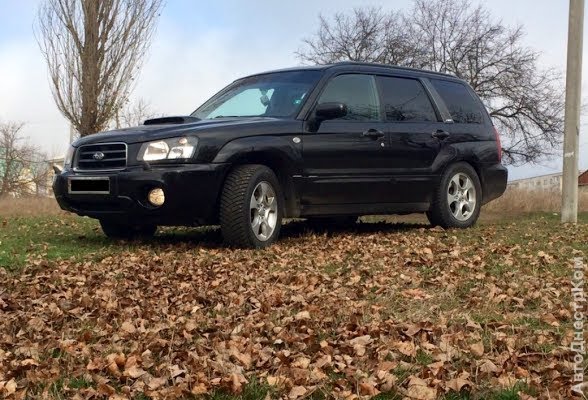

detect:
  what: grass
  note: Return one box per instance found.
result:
[206,379,276,400]
[0,215,105,269]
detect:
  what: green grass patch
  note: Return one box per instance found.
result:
[0,215,107,270]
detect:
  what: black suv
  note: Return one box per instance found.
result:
[53,62,507,248]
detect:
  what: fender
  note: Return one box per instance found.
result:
[430,140,502,202]
[213,135,304,217]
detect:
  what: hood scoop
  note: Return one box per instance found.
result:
[143,116,200,125]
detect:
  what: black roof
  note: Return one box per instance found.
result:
[242,61,458,80]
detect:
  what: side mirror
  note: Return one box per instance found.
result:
[315,102,348,121]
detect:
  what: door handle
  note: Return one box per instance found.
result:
[432,129,450,140]
[362,129,385,139]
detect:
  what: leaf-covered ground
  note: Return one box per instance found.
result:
[0,213,586,399]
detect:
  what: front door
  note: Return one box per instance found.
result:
[300,74,390,206]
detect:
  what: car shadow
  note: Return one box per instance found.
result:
[72,218,432,250]
[281,219,431,239]
[151,218,431,247]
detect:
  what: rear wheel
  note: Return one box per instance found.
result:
[99,219,157,239]
[427,162,481,228]
[220,164,283,248]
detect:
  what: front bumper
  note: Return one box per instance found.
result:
[53,163,230,225]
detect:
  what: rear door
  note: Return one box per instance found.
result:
[376,75,446,203]
[301,73,390,205]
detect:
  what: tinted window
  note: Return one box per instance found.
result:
[431,79,483,124]
[318,74,380,120]
[378,76,437,122]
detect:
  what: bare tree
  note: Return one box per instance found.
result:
[296,8,418,67]
[0,122,49,197]
[113,98,158,128]
[36,0,164,137]
[297,1,564,165]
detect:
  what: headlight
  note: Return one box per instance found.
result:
[64,146,75,169]
[137,137,198,161]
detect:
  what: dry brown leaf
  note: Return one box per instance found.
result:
[124,365,146,379]
[86,358,103,371]
[147,377,167,390]
[295,311,310,320]
[225,373,247,394]
[540,313,560,327]
[292,356,311,369]
[4,379,16,395]
[97,383,116,396]
[359,381,379,396]
[20,358,39,367]
[445,377,472,392]
[470,342,484,357]
[480,359,499,373]
[191,383,208,395]
[120,321,136,334]
[288,386,307,399]
[393,340,416,357]
[407,376,436,400]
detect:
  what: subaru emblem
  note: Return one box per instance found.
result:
[93,151,105,160]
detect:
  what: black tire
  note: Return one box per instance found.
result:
[306,216,358,227]
[427,162,482,228]
[99,219,157,239]
[219,164,284,248]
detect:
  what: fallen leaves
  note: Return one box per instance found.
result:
[0,217,585,399]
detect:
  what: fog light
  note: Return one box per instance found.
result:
[148,188,165,206]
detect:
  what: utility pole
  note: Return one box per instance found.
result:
[562,0,584,223]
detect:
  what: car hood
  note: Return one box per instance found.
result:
[73,117,291,146]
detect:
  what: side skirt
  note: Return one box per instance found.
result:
[299,202,430,217]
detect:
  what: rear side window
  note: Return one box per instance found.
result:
[318,74,380,121]
[378,76,437,122]
[431,79,483,124]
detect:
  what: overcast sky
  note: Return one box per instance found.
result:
[0,0,586,180]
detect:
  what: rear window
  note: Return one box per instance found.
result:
[431,79,483,124]
[378,76,437,122]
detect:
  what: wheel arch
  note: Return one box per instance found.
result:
[431,146,486,201]
[213,136,302,218]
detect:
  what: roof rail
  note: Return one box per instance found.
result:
[327,61,456,78]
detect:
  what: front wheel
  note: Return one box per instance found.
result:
[99,220,157,239]
[220,165,283,248]
[427,162,482,228]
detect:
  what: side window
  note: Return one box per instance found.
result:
[318,74,380,121]
[430,79,483,124]
[378,76,437,122]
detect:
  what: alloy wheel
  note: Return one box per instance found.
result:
[249,181,278,241]
[447,172,477,221]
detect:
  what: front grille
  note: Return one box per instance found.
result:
[75,143,127,171]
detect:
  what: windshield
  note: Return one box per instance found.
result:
[192,70,322,119]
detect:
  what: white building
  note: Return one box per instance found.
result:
[508,170,588,192]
